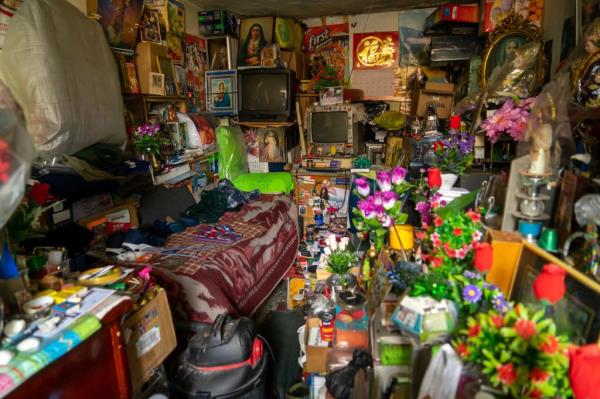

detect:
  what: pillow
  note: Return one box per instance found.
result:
[233,172,294,194]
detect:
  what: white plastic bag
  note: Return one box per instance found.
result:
[177,112,201,149]
[0,0,127,158]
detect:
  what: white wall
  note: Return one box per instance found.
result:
[65,0,201,35]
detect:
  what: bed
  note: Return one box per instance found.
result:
[151,194,299,324]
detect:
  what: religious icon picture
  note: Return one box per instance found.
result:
[149,72,165,95]
[140,9,162,44]
[238,16,275,68]
[206,70,237,115]
[206,36,238,70]
[258,127,284,162]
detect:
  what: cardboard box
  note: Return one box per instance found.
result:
[281,50,307,80]
[485,229,523,296]
[135,42,169,95]
[304,317,331,374]
[425,3,480,30]
[416,82,455,119]
[123,288,177,393]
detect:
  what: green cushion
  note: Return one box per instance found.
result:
[232,172,294,194]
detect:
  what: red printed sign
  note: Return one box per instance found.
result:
[353,31,399,69]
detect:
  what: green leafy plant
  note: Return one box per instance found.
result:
[325,249,358,276]
[453,304,571,398]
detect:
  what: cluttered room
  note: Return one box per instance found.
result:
[0,0,599,397]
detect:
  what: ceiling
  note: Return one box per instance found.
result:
[190,0,452,19]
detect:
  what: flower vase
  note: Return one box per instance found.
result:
[427,167,442,189]
[326,273,357,302]
[149,153,162,171]
[440,173,459,190]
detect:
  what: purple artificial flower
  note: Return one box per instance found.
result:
[376,170,392,192]
[492,292,509,314]
[354,177,370,197]
[391,167,407,185]
[357,198,376,219]
[381,191,398,210]
[483,282,498,291]
[463,284,482,303]
[415,201,429,214]
[464,270,481,279]
[374,204,386,219]
[378,214,393,227]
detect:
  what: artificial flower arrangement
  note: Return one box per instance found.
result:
[320,234,354,275]
[481,97,536,144]
[312,63,344,92]
[453,303,571,399]
[133,123,168,156]
[432,131,475,176]
[352,167,411,251]
[6,183,55,246]
[411,169,442,227]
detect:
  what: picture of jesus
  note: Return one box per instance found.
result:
[258,128,284,162]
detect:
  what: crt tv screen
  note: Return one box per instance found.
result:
[311,111,349,143]
[241,73,289,112]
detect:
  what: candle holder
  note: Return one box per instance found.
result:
[513,170,552,242]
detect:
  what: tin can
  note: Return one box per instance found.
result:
[319,311,334,342]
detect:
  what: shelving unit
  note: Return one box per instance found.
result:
[123,94,188,126]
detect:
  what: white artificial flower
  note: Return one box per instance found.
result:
[339,237,350,251]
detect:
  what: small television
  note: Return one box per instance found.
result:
[237,68,295,122]
[307,103,365,155]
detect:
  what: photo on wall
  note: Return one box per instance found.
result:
[148,72,165,95]
[238,16,275,67]
[140,9,162,43]
[156,56,177,96]
[167,0,185,64]
[207,36,237,70]
[258,127,284,162]
[205,70,237,115]
[96,0,144,52]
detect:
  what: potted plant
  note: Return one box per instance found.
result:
[133,123,167,169]
[321,235,358,293]
[453,304,572,399]
[432,131,475,189]
[352,167,412,251]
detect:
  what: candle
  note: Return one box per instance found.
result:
[389,224,415,251]
[529,148,546,175]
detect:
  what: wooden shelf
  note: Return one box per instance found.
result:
[124,94,187,103]
[235,120,297,128]
[297,93,318,97]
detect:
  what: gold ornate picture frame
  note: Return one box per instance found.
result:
[479,13,547,94]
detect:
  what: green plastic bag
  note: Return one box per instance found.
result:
[233,172,294,194]
[374,111,406,131]
[216,125,248,181]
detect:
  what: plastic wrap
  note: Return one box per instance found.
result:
[0,0,126,158]
[215,125,248,181]
[0,81,33,229]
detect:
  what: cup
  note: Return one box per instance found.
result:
[518,220,543,239]
[538,228,559,253]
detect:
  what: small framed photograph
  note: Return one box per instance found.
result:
[238,16,275,67]
[206,35,238,70]
[156,56,177,96]
[148,72,165,95]
[510,241,600,345]
[205,70,237,116]
[140,9,162,44]
[166,121,184,151]
[173,64,186,96]
[319,86,344,106]
[123,61,140,94]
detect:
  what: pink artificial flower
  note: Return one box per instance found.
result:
[381,191,398,210]
[391,167,407,185]
[354,177,370,197]
[373,191,384,206]
[357,198,376,219]
[376,170,392,192]
[374,204,386,219]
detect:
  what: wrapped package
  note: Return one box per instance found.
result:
[215,125,248,181]
[0,0,127,158]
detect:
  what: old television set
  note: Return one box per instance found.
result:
[307,103,366,155]
[237,68,295,122]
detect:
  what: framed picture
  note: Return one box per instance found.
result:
[123,61,140,94]
[156,56,177,96]
[173,64,186,96]
[479,13,547,95]
[95,0,144,52]
[148,72,165,95]
[319,86,343,106]
[353,31,399,69]
[140,9,162,43]
[166,121,184,151]
[238,16,275,67]
[205,70,237,115]
[510,241,600,345]
[206,35,238,70]
[167,0,185,64]
[258,127,285,162]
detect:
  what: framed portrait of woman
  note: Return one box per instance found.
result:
[238,16,275,68]
[479,13,547,96]
[205,70,237,116]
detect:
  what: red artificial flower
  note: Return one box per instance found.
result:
[28,182,51,206]
[453,228,463,236]
[515,319,537,340]
[433,216,443,227]
[446,248,456,257]
[466,210,481,222]
[457,342,469,357]
[529,368,549,383]
[569,344,600,399]
[468,324,481,338]
[491,314,504,329]
[431,257,443,268]
[533,263,566,304]
[415,231,427,240]
[529,388,543,399]
[422,222,429,230]
[540,335,560,354]
[474,242,493,273]
[433,141,444,152]
[497,363,517,385]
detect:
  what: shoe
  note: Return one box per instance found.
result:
[106,231,126,255]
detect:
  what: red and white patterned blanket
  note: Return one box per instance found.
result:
[152,195,299,323]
